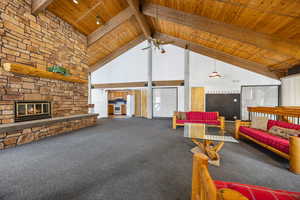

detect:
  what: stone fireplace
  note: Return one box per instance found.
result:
[0,0,98,151]
[15,101,52,122]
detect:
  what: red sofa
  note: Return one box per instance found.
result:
[172,111,225,130]
[235,119,300,174]
[192,153,300,200]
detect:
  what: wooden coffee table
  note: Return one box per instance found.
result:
[184,123,238,166]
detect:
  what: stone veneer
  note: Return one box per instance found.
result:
[0,1,98,150]
[0,115,98,150]
[0,0,90,124]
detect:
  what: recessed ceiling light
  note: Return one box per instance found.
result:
[96,16,102,25]
[73,0,79,4]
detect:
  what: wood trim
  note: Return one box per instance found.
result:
[143,3,300,60]
[126,0,152,38]
[89,34,145,72]
[32,0,54,15]
[248,106,300,117]
[154,32,280,79]
[3,63,87,83]
[92,80,184,88]
[87,7,134,46]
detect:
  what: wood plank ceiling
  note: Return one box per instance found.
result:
[38,0,300,78]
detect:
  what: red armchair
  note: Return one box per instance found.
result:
[191,153,300,200]
[172,111,225,130]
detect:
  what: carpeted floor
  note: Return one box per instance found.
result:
[0,118,299,200]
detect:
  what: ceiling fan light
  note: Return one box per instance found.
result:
[73,0,79,4]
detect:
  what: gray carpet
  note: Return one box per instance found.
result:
[0,119,299,200]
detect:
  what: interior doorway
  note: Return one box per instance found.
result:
[107,90,134,118]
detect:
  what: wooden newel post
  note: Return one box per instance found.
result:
[235,120,241,139]
[290,136,300,174]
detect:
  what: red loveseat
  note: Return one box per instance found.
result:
[235,119,300,174]
[172,111,225,130]
[192,153,300,200]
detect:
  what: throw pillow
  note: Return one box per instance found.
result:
[269,126,300,139]
[175,112,186,120]
[251,116,268,131]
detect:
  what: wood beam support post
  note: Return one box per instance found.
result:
[127,0,152,39]
[184,46,190,111]
[147,40,153,119]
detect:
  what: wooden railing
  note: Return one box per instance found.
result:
[248,106,300,124]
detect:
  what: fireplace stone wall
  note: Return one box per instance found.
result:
[0,1,98,150]
[0,0,89,124]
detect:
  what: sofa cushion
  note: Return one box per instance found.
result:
[176,120,220,125]
[268,120,300,131]
[186,112,218,120]
[251,116,268,131]
[228,182,300,200]
[269,126,300,139]
[175,112,187,120]
[239,126,289,154]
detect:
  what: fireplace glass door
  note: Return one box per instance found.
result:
[15,101,51,122]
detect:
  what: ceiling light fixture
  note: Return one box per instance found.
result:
[96,16,102,25]
[73,0,79,4]
[209,60,224,79]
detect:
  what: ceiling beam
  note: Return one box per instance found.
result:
[143,3,300,60]
[154,32,280,79]
[92,80,184,88]
[89,34,145,72]
[32,0,54,15]
[88,7,133,46]
[126,0,152,39]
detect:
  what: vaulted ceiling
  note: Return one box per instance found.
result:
[32,0,300,79]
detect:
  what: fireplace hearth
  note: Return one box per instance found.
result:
[15,101,51,122]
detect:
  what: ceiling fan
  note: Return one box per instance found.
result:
[141,38,174,54]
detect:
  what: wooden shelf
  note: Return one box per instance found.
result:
[3,63,87,84]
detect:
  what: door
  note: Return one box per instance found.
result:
[206,93,240,121]
[191,87,205,111]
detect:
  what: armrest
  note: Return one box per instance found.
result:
[218,188,249,200]
[235,120,241,139]
[218,116,225,130]
[290,136,300,174]
[172,113,177,129]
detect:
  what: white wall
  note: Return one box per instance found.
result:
[281,74,300,106]
[91,42,280,117]
[91,89,107,118]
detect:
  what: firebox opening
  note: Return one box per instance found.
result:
[15,101,52,122]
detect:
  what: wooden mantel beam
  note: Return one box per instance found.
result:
[87,7,133,46]
[126,0,152,39]
[154,32,280,79]
[32,0,54,15]
[143,3,300,60]
[89,34,145,72]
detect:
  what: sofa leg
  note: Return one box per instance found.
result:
[290,136,300,174]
